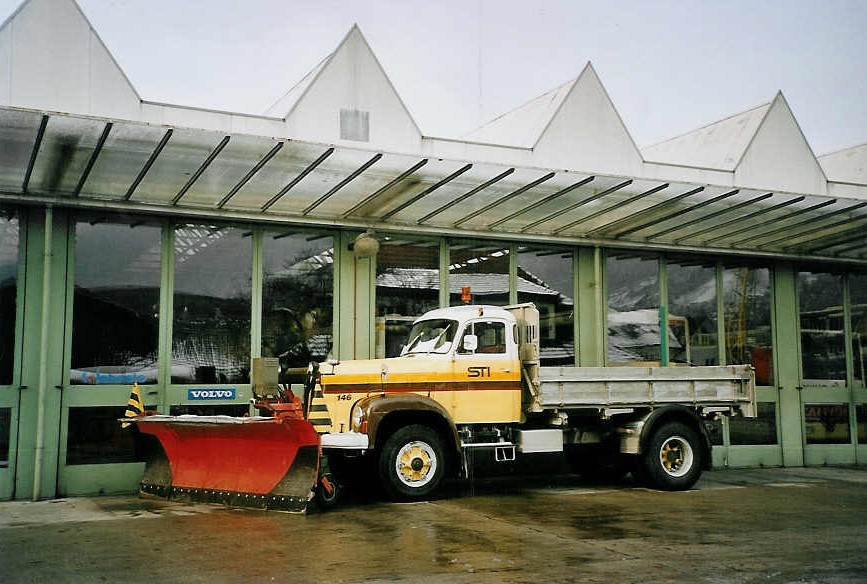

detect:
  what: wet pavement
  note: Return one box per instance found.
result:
[2,466,867,583]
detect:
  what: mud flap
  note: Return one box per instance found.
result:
[134,415,320,513]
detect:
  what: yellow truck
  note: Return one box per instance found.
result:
[129,302,755,510]
[313,303,756,500]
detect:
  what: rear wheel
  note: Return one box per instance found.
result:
[637,421,702,491]
[378,425,447,501]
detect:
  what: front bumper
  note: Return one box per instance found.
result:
[320,431,370,450]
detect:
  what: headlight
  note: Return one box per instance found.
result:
[351,403,366,432]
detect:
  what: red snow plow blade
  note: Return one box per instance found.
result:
[131,402,320,513]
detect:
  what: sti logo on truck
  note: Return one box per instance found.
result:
[187,389,236,400]
[467,366,491,378]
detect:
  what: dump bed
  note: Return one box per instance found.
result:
[532,364,756,417]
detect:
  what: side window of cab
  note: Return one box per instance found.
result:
[458,320,507,354]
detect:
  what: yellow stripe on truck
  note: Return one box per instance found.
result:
[318,357,524,431]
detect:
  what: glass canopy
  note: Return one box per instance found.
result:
[1,106,864,264]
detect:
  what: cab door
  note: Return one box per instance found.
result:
[453,318,521,424]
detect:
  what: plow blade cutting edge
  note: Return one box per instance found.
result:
[131,414,320,513]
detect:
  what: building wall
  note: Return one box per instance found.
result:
[2,204,866,500]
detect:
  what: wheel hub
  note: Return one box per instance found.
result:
[396,441,437,486]
[659,436,693,478]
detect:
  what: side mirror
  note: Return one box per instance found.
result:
[462,334,478,353]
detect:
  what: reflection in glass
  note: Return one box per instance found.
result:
[402,318,457,355]
[173,225,251,384]
[804,403,850,444]
[857,404,867,445]
[798,272,845,384]
[66,406,142,464]
[851,274,867,389]
[0,211,18,385]
[668,260,718,366]
[730,402,778,445]
[606,254,660,365]
[723,266,773,385]
[449,242,510,307]
[518,247,574,366]
[71,220,161,385]
[262,232,334,370]
[376,237,440,357]
[0,407,9,467]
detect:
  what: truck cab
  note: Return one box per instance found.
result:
[312,305,524,435]
[312,305,525,499]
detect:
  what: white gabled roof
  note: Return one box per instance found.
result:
[642,102,771,171]
[644,93,827,194]
[264,54,331,119]
[463,79,575,148]
[462,63,643,176]
[267,25,422,152]
[0,0,141,119]
[819,143,867,184]
[734,92,827,194]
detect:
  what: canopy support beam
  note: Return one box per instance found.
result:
[260,147,334,212]
[217,141,285,209]
[454,171,555,227]
[418,167,515,224]
[522,179,632,233]
[173,135,231,206]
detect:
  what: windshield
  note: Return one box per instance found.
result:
[401,319,457,355]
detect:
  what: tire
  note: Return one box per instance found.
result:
[378,425,447,501]
[637,421,703,491]
[315,472,340,510]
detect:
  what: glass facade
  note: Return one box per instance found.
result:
[0,407,9,467]
[606,253,660,365]
[723,265,773,385]
[730,402,778,445]
[667,259,718,366]
[66,406,141,465]
[449,242,510,307]
[850,274,867,389]
[517,246,574,366]
[5,202,867,494]
[70,219,162,385]
[804,404,851,445]
[0,211,18,385]
[262,231,334,370]
[172,225,251,384]
[798,271,846,385]
[376,236,441,358]
[858,404,867,445]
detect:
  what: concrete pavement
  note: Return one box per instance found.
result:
[2,466,867,583]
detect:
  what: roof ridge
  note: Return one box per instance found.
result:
[642,100,772,151]
[462,76,578,143]
[818,141,867,159]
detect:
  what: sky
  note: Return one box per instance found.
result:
[1,0,866,155]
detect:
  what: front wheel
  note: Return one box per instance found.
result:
[637,421,703,491]
[378,425,447,501]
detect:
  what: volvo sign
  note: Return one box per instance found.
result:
[187,388,237,400]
